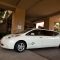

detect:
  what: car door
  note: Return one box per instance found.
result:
[40,30,60,48]
[25,29,42,49]
[51,31,60,46]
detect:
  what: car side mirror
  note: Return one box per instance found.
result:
[31,33,35,36]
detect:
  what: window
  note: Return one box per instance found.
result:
[54,22,60,32]
[40,30,59,36]
[26,29,41,36]
[26,29,59,36]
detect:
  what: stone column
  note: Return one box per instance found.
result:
[44,18,49,30]
[11,8,25,33]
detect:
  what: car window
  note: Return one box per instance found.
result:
[26,30,41,36]
[40,30,59,36]
[26,29,59,36]
[53,31,59,36]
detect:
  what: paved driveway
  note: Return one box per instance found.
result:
[0,47,60,60]
[0,47,47,60]
[31,47,60,60]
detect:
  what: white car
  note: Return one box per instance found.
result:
[0,28,60,52]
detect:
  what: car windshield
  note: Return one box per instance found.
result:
[15,28,32,34]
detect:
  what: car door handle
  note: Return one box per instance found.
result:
[40,37,42,38]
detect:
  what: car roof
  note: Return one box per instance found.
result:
[31,28,47,31]
[31,28,58,32]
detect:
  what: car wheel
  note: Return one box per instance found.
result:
[14,41,26,52]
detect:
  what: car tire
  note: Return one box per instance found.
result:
[14,41,26,52]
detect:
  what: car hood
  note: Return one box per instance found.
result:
[2,34,21,39]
